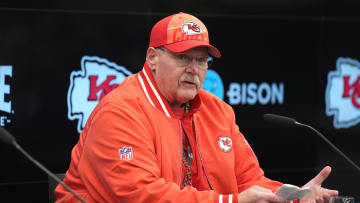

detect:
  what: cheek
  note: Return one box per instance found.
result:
[199,72,207,85]
[158,69,182,89]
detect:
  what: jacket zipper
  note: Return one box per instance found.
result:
[178,120,183,186]
[193,120,214,190]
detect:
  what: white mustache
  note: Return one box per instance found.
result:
[180,74,200,88]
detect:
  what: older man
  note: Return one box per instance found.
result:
[55,12,338,203]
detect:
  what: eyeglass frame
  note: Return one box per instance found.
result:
[156,46,214,70]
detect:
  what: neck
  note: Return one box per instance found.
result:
[170,101,191,114]
[169,102,184,109]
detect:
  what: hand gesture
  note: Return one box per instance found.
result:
[300,166,338,203]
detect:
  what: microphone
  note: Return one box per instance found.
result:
[263,113,360,173]
[263,113,297,127]
[0,127,88,203]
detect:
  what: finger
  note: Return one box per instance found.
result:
[310,166,332,185]
[252,186,287,203]
[262,193,287,203]
[252,185,273,192]
[324,194,333,203]
[318,188,339,203]
[324,188,339,197]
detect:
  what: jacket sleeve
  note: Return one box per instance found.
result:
[231,115,303,203]
[229,108,283,193]
[64,102,217,203]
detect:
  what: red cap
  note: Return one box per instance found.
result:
[149,12,221,58]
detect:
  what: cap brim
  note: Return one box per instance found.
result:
[164,40,221,58]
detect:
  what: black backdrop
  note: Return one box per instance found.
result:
[0,0,360,202]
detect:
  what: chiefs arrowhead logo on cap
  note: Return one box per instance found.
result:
[182,22,204,35]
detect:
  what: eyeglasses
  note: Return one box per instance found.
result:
[157,47,213,70]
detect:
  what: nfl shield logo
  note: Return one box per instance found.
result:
[119,146,133,161]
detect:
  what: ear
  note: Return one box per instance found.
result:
[146,47,158,72]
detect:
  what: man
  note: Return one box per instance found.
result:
[55,12,338,203]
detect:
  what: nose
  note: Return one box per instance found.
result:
[185,59,199,73]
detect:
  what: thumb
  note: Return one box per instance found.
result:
[305,166,332,186]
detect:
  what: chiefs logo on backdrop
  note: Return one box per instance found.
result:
[67,56,132,133]
[325,57,360,129]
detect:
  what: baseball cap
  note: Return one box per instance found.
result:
[149,12,221,58]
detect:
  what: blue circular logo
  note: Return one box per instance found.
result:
[202,69,224,100]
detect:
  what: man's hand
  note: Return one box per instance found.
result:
[300,166,339,203]
[237,185,287,203]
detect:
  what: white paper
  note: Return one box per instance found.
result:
[275,184,311,201]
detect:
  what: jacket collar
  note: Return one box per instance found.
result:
[137,62,201,119]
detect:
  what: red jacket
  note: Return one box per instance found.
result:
[55,63,283,203]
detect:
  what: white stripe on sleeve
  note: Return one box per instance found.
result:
[228,194,233,203]
[219,194,223,203]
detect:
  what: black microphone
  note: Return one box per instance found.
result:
[263,113,297,127]
[263,113,360,173]
[0,127,88,203]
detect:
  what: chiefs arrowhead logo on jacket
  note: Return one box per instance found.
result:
[218,136,232,152]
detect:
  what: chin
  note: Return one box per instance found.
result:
[176,89,198,102]
[178,94,197,103]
